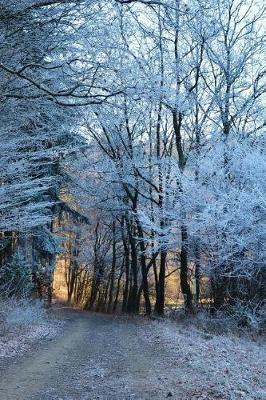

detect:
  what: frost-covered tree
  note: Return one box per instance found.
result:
[0,0,86,300]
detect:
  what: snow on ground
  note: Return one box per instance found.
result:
[139,319,266,400]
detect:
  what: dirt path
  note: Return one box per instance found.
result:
[0,308,180,400]
[1,307,264,400]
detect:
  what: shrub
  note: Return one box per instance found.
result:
[228,300,266,334]
[0,298,46,331]
[0,252,33,298]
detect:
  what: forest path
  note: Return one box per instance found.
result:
[0,307,181,400]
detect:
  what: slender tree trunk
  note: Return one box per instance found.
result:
[67,265,77,305]
[107,222,116,313]
[136,222,151,316]
[127,224,138,313]
[154,251,167,315]
[136,282,143,314]
[195,243,201,303]
[113,265,123,313]
[103,275,111,312]
[122,246,130,312]
[180,225,193,312]
[211,272,226,312]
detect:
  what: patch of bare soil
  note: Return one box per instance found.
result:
[0,308,264,400]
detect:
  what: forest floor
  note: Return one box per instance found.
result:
[0,306,265,400]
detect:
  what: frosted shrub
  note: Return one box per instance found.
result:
[0,252,33,298]
[0,297,61,359]
[186,311,237,335]
[178,305,266,336]
[2,298,46,329]
[228,301,266,333]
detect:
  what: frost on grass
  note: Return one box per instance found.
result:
[0,299,63,359]
[139,319,266,400]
